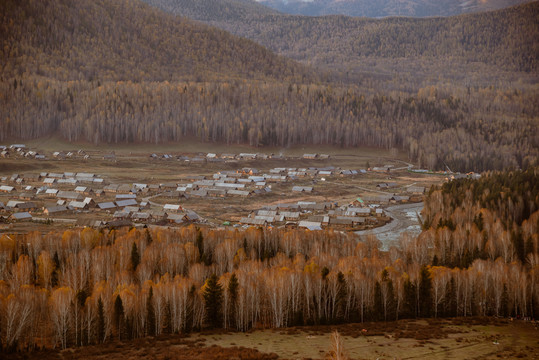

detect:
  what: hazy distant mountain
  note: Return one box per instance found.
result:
[143,0,279,22]
[256,0,533,17]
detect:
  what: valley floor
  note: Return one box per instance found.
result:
[0,140,445,240]
[5,317,538,360]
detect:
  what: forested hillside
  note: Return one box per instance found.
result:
[1,0,537,171]
[0,0,310,82]
[422,168,539,267]
[145,0,539,76]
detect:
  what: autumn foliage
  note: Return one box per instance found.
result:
[1,169,538,352]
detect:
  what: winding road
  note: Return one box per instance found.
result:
[356,202,423,250]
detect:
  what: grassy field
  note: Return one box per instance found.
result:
[4,318,538,359]
[3,136,405,177]
[194,318,539,360]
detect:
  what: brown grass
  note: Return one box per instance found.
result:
[2,334,278,360]
[3,318,538,360]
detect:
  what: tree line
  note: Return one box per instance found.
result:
[1,77,537,172]
[0,207,537,351]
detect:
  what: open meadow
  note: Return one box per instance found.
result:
[4,317,538,360]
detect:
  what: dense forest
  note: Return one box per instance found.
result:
[422,168,539,267]
[1,169,538,351]
[144,0,539,77]
[2,78,537,171]
[0,0,312,83]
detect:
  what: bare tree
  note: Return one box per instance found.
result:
[50,287,75,349]
[37,251,54,289]
[10,255,33,289]
[1,287,35,350]
[326,330,349,360]
[431,266,450,318]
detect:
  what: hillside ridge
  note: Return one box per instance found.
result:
[0,0,312,83]
[142,0,539,75]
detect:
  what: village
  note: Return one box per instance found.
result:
[0,143,454,234]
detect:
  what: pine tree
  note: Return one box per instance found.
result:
[501,284,509,317]
[147,287,156,336]
[186,284,197,332]
[114,295,124,340]
[403,278,417,318]
[76,289,88,345]
[373,281,383,321]
[164,301,172,334]
[336,271,347,323]
[145,228,153,245]
[321,267,330,280]
[196,229,210,264]
[512,230,525,262]
[125,316,134,340]
[385,279,395,321]
[203,274,223,328]
[131,242,140,272]
[445,277,457,317]
[419,266,433,318]
[228,273,239,329]
[51,251,60,287]
[196,230,204,257]
[97,297,105,343]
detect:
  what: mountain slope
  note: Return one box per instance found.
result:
[0,0,311,82]
[142,0,539,79]
[256,0,533,17]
